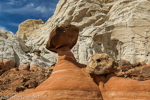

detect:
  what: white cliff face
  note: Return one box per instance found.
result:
[0,29,29,70]
[16,0,150,66]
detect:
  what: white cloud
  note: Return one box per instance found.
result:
[27,3,34,7]
[1,2,55,16]
[9,22,19,26]
[35,6,46,13]
[7,0,15,5]
[0,26,7,30]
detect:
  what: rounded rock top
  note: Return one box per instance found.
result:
[46,25,79,53]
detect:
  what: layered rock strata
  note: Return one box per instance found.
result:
[87,54,150,100]
[0,29,29,70]
[98,74,150,100]
[15,0,150,67]
[9,25,102,100]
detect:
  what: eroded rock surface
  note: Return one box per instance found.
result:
[117,61,150,81]
[98,74,150,100]
[16,19,44,40]
[14,0,150,67]
[9,24,150,100]
[9,26,103,99]
[86,53,118,74]
[46,25,79,53]
[0,29,29,71]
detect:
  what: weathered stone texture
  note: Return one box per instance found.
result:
[16,19,44,40]
[15,0,150,67]
[0,29,29,70]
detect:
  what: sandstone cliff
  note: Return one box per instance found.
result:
[16,19,44,40]
[16,0,150,67]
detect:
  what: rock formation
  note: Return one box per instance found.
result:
[86,54,150,99]
[1,0,150,99]
[15,0,150,67]
[16,19,44,40]
[98,74,150,100]
[46,25,79,53]
[118,60,150,81]
[119,60,133,72]
[9,25,103,100]
[0,29,29,71]
[9,25,150,100]
[86,53,118,74]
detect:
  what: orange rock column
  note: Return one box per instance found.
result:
[9,46,102,100]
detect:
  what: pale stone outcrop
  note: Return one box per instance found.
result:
[30,49,51,70]
[0,29,29,70]
[16,19,44,40]
[15,0,150,67]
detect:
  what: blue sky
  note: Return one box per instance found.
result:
[0,0,59,34]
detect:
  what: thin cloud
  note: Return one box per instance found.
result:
[1,2,55,17]
[36,6,47,13]
[7,0,15,5]
[0,26,7,30]
[9,22,19,27]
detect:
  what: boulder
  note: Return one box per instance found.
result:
[86,53,118,75]
[46,25,79,53]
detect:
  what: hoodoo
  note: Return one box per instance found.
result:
[9,25,103,100]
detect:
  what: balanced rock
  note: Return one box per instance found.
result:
[86,53,118,75]
[9,26,102,100]
[46,25,79,53]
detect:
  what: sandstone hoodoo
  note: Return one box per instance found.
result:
[9,25,150,100]
[9,25,102,100]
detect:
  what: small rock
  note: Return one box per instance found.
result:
[18,63,30,71]
[140,61,146,66]
[132,62,141,68]
[0,69,6,76]
[140,66,150,77]
[24,80,38,88]
[119,60,132,72]
[16,86,25,92]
